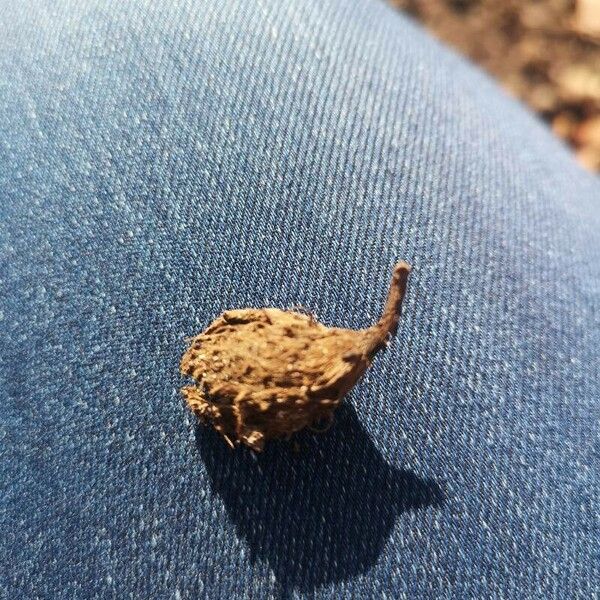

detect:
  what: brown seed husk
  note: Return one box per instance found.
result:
[180,261,411,451]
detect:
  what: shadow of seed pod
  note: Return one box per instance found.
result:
[180,262,411,451]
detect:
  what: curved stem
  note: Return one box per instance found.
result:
[378,261,411,335]
[365,261,411,355]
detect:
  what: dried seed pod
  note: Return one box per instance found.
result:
[181,261,411,451]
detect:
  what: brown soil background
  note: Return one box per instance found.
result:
[389,0,600,172]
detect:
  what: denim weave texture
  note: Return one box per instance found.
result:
[0,0,599,598]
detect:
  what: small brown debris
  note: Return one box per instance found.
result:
[180,262,411,451]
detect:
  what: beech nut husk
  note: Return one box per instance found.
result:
[181,262,411,451]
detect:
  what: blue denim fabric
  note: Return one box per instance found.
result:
[1,0,599,598]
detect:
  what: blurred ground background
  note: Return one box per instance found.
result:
[389,0,600,172]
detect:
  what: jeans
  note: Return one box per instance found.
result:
[1,0,598,598]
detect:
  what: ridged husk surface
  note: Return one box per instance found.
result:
[181,262,411,451]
